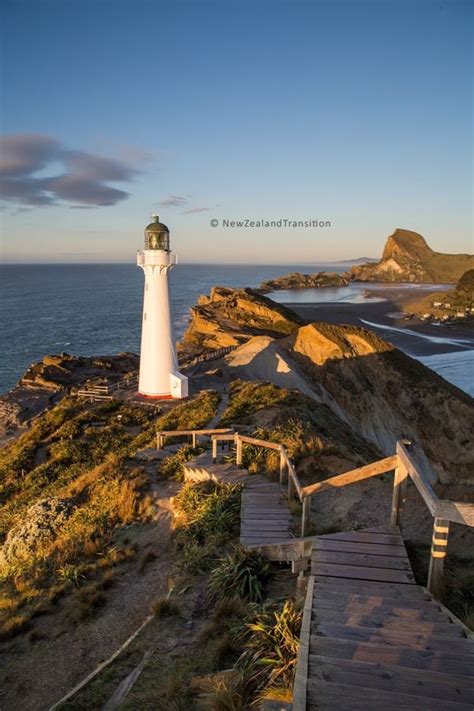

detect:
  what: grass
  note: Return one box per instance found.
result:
[209,546,273,603]
[160,444,205,480]
[153,596,181,618]
[174,480,242,549]
[0,390,222,641]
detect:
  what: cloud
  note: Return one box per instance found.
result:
[160,195,188,207]
[0,133,143,208]
[182,206,210,214]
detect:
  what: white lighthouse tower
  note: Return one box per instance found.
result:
[137,215,188,399]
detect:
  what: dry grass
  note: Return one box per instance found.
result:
[153,596,181,618]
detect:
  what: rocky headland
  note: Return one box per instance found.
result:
[259,271,349,293]
[351,228,474,283]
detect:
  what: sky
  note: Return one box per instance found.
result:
[0,0,472,264]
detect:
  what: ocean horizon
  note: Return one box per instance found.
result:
[1,263,473,396]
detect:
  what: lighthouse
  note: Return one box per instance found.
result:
[137,215,188,399]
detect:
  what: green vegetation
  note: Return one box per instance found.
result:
[159,444,205,479]
[220,380,377,478]
[175,480,242,550]
[0,390,221,641]
[209,546,272,603]
[157,389,221,434]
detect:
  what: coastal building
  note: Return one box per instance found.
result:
[137,215,188,398]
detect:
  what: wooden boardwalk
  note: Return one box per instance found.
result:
[294,526,474,710]
[183,453,293,546]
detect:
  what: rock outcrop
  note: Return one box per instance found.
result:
[179,287,304,358]
[351,229,474,283]
[259,271,349,293]
[0,497,76,568]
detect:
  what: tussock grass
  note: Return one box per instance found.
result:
[153,596,181,618]
[209,547,273,603]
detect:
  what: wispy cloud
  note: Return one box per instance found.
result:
[182,206,210,214]
[0,133,145,208]
[160,195,189,207]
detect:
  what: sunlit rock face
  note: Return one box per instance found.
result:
[351,228,474,283]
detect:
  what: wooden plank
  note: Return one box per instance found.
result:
[292,575,314,711]
[427,517,450,596]
[397,441,439,516]
[239,435,282,450]
[317,531,404,546]
[241,524,292,533]
[312,577,429,599]
[314,538,409,558]
[308,656,474,704]
[435,500,474,527]
[311,625,474,652]
[309,636,474,674]
[312,562,415,584]
[391,463,409,527]
[313,600,449,622]
[302,455,398,498]
[312,550,412,570]
[307,680,473,711]
[313,612,463,639]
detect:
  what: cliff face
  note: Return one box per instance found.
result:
[179,286,303,358]
[351,229,474,283]
[287,323,474,484]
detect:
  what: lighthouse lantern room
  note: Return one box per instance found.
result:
[137,215,188,399]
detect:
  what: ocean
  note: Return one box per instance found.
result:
[1,264,473,396]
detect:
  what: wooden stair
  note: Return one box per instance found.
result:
[183,452,293,546]
[294,526,474,710]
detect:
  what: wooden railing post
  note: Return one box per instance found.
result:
[212,437,218,463]
[279,448,287,485]
[427,517,450,596]
[156,433,161,451]
[390,459,408,528]
[192,432,197,448]
[288,472,295,502]
[301,496,311,537]
[236,435,243,467]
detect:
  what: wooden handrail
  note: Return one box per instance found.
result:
[158,428,233,437]
[301,455,398,498]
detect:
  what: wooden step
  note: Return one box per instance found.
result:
[309,637,474,675]
[313,538,410,558]
[307,680,473,711]
[311,624,473,651]
[312,562,415,584]
[312,550,412,570]
[308,655,474,704]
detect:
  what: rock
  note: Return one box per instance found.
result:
[0,497,76,567]
[179,287,303,358]
[260,271,349,293]
[351,229,474,283]
[288,322,474,484]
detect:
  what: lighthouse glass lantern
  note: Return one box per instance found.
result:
[137,215,188,399]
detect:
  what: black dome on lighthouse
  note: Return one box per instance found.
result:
[144,215,170,250]
[145,215,169,233]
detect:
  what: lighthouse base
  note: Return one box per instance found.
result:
[138,372,189,400]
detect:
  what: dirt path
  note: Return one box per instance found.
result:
[0,477,179,711]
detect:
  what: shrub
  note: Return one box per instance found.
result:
[239,600,302,694]
[160,445,204,480]
[175,481,241,546]
[209,547,273,603]
[153,596,180,618]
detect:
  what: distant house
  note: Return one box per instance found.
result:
[456,312,465,318]
[433,301,442,307]
[444,303,452,309]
